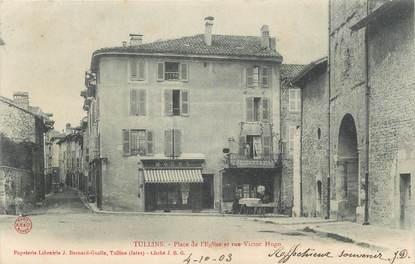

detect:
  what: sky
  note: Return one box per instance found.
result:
[0,0,328,131]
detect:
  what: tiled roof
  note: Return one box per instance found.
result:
[280,64,307,80]
[92,34,282,61]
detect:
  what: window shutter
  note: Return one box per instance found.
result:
[246,67,254,88]
[96,97,100,119]
[263,136,271,158]
[164,90,173,116]
[260,67,269,88]
[296,90,301,112]
[262,97,270,122]
[180,63,188,81]
[130,89,138,115]
[146,130,153,155]
[130,60,138,80]
[122,129,130,156]
[181,90,189,116]
[138,89,146,116]
[157,62,164,81]
[239,135,246,156]
[164,129,173,157]
[246,97,254,122]
[138,61,145,81]
[173,129,182,157]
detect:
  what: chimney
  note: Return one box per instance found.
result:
[270,37,276,51]
[65,123,71,134]
[260,25,270,49]
[122,41,127,47]
[204,16,214,46]
[129,34,143,46]
[13,91,29,110]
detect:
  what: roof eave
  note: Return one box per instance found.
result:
[292,57,328,86]
[90,51,282,71]
[351,0,411,31]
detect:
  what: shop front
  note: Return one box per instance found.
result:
[221,168,279,213]
[144,169,203,211]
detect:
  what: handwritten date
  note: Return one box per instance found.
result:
[183,253,232,264]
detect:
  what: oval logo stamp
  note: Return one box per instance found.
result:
[14,216,32,234]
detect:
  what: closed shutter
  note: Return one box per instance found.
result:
[164,90,173,116]
[262,97,270,121]
[146,130,153,155]
[246,97,254,122]
[157,62,164,81]
[122,129,130,156]
[130,89,138,115]
[260,67,269,88]
[263,136,271,158]
[138,61,145,81]
[138,89,146,116]
[239,135,246,156]
[164,129,173,157]
[130,60,138,80]
[180,63,188,81]
[246,67,254,88]
[181,90,189,116]
[173,129,182,157]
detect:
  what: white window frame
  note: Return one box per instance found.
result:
[162,88,189,117]
[128,59,147,82]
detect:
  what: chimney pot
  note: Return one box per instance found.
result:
[122,41,127,47]
[260,25,270,49]
[129,34,143,46]
[13,91,29,110]
[204,16,214,46]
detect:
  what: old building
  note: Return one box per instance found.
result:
[293,57,329,218]
[83,17,284,212]
[0,92,53,214]
[279,64,306,216]
[44,129,65,193]
[297,0,414,229]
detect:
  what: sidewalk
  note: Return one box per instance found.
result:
[301,221,414,251]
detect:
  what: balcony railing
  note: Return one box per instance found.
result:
[225,153,281,169]
[165,72,180,80]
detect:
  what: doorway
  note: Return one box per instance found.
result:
[400,174,411,229]
[337,114,359,221]
[202,174,214,209]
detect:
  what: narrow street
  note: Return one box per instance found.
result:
[1,189,405,264]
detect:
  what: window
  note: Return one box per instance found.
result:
[129,60,145,81]
[157,62,188,81]
[122,129,153,156]
[164,89,189,116]
[130,89,146,116]
[246,97,270,122]
[239,135,272,159]
[289,89,301,112]
[246,66,269,88]
[317,128,321,140]
[164,129,182,157]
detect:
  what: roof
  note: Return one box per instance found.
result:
[91,34,282,69]
[293,57,328,85]
[351,0,413,30]
[280,64,307,80]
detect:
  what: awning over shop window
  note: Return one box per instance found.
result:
[144,169,204,184]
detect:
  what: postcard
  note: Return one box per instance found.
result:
[0,0,414,263]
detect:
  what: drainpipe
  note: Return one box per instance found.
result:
[326,0,332,220]
[300,89,303,216]
[363,0,370,226]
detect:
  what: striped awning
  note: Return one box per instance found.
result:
[144,169,204,183]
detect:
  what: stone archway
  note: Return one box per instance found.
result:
[337,114,359,221]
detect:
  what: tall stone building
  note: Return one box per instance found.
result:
[298,0,414,229]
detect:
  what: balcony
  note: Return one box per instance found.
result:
[225,153,281,169]
[165,72,180,80]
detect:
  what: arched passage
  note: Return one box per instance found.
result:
[337,114,359,221]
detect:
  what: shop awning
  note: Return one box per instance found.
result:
[144,169,204,183]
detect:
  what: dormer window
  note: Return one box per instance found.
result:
[157,62,188,82]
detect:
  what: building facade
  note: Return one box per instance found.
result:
[83,18,285,212]
[0,92,53,214]
[297,0,414,229]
